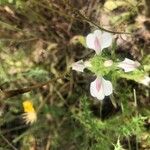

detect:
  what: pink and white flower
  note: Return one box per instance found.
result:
[72,60,91,72]
[90,76,113,100]
[118,58,140,72]
[86,30,113,54]
[72,60,86,72]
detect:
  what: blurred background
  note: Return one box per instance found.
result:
[0,0,150,149]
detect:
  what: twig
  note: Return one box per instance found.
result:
[0,37,37,43]
[65,0,130,34]
[0,133,18,150]
[0,72,68,100]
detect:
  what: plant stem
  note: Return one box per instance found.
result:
[100,101,103,119]
[133,89,139,150]
[0,72,69,100]
[127,137,132,150]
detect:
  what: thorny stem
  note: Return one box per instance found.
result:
[65,0,130,34]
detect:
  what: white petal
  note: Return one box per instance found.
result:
[94,30,102,38]
[118,58,140,72]
[124,58,135,64]
[102,78,113,96]
[90,77,105,100]
[90,78,98,98]
[86,30,102,54]
[97,89,105,100]
[118,63,135,72]
[101,32,113,50]
[123,58,140,68]
[86,33,95,50]
[72,60,86,72]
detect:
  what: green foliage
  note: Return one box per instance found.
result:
[113,138,126,150]
[23,67,50,82]
[71,94,147,149]
[89,55,114,76]
[0,0,22,7]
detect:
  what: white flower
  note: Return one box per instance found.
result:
[86,30,113,54]
[90,76,113,100]
[118,58,140,72]
[138,75,150,86]
[72,60,86,72]
[103,60,113,67]
[72,60,91,72]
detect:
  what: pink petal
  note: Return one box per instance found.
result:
[94,36,101,52]
[86,30,102,54]
[90,76,112,100]
[96,77,102,92]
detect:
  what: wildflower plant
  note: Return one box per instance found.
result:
[71,29,149,149]
[72,29,149,100]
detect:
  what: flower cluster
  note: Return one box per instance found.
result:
[22,100,37,124]
[72,30,143,100]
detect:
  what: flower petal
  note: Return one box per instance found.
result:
[72,60,86,72]
[86,30,102,54]
[94,30,102,37]
[93,30,102,54]
[86,33,95,50]
[90,78,99,98]
[102,78,113,96]
[101,32,113,50]
[90,77,108,100]
[118,58,140,72]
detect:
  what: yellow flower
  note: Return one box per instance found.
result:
[23,101,35,113]
[22,100,37,125]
